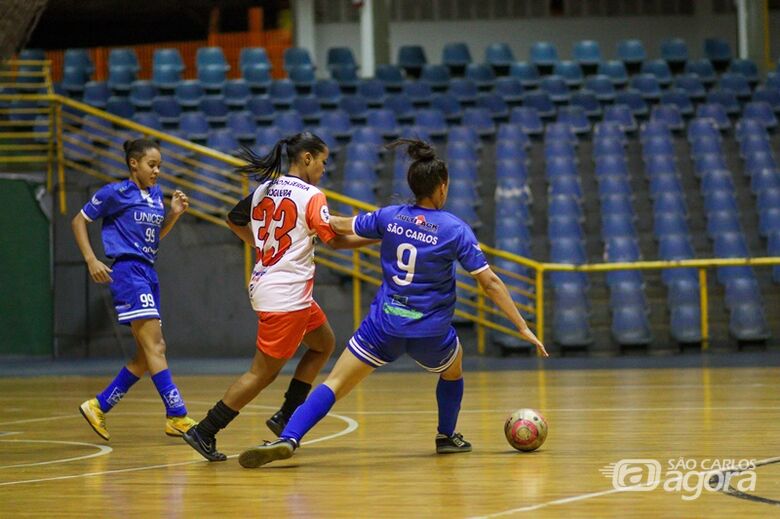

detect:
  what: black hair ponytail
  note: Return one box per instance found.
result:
[236,132,327,183]
[123,138,160,170]
[386,138,448,200]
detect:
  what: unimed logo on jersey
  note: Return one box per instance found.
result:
[395,214,439,233]
[320,205,330,223]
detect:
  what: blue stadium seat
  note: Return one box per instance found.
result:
[375,64,405,92]
[724,277,763,309]
[617,39,646,67]
[403,81,433,107]
[598,176,632,198]
[752,88,780,114]
[703,189,738,214]
[752,170,780,194]
[255,126,283,149]
[614,90,649,118]
[240,47,271,70]
[268,79,297,109]
[674,73,707,101]
[549,175,582,199]
[366,109,400,139]
[331,65,360,92]
[246,96,275,125]
[544,140,576,162]
[611,305,652,346]
[602,214,636,239]
[384,94,415,124]
[343,160,379,184]
[546,156,577,178]
[669,304,702,344]
[105,96,134,119]
[476,93,509,121]
[684,58,717,86]
[657,231,694,259]
[540,75,570,103]
[510,107,543,135]
[641,59,673,87]
[603,105,637,133]
[197,47,228,71]
[207,128,239,154]
[64,48,94,74]
[337,94,368,123]
[200,97,229,126]
[550,236,587,263]
[174,80,204,108]
[62,67,90,93]
[350,126,382,148]
[242,64,272,93]
[609,283,648,309]
[706,89,741,116]
[327,46,358,74]
[660,89,694,117]
[650,105,684,132]
[736,118,769,141]
[397,45,427,78]
[597,60,629,89]
[462,107,496,138]
[706,210,741,237]
[223,79,251,109]
[179,111,209,141]
[274,110,304,135]
[545,122,576,145]
[688,117,722,141]
[225,111,256,141]
[729,304,771,342]
[288,66,317,92]
[729,58,759,85]
[357,79,387,107]
[493,77,524,105]
[583,75,616,103]
[522,91,555,119]
[649,174,683,199]
[346,142,381,164]
[571,90,602,118]
[745,153,777,176]
[82,81,110,108]
[690,136,722,157]
[593,138,624,158]
[484,42,515,74]
[595,155,629,177]
[554,61,584,88]
[291,96,322,124]
[695,104,731,131]
[151,96,180,126]
[630,74,662,101]
[449,125,481,146]
[573,40,602,68]
[284,47,314,71]
[660,38,689,67]
[495,140,528,162]
[446,141,479,164]
[642,136,675,157]
[153,48,184,71]
[509,62,541,89]
[701,170,735,194]
[442,42,472,76]
[704,38,733,71]
[466,64,496,91]
[448,78,478,107]
[743,102,778,129]
[107,66,136,92]
[313,79,342,109]
[759,207,780,237]
[641,120,673,142]
[548,194,582,220]
[131,112,162,132]
[655,192,688,215]
[719,72,751,100]
[595,121,627,143]
[415,109,448,139]
[557,106,590,135]
[530,41,559,70]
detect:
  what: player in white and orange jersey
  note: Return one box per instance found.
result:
[184,132,374,461]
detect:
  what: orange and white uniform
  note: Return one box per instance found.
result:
[228,175,336,358]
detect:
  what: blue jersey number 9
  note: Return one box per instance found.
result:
[392,243,417,286]
[145,227,156,243]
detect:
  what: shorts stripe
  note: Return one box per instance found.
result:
[118,309,160,320]
[348,337,387,368]
[415,338,461,373]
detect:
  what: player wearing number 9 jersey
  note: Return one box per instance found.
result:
[238,139,548,468]
[72,138,197,442]
[183,132,375,462]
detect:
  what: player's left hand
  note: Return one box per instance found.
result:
[519,326,548,357]
[170,190,189,215]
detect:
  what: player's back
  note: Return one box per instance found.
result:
[354,204,487,337]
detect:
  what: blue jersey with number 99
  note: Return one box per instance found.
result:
[353,204,488,338]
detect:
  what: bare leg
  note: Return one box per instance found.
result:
[323,348,376,401]
[221,349,288,411]
[291,321,336,384]
[440,346,463,381]
[129,319,168,375]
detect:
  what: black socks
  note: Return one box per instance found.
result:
[280,378,312,417]
[196,400,239,438]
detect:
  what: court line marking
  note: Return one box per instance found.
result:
[469,456,780,517]
[0,439,112,469]
[0,410,357,487]
[343,405,780,415]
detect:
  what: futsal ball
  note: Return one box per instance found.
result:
[504,408,548,452]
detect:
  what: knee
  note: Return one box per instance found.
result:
[146,339,167,359]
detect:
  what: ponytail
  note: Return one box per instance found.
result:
[235,140,288,184]
[386,138,448,200]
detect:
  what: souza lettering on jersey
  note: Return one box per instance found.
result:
[354,205,488,338]
[81,180,165,263]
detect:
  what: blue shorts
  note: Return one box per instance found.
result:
[109,258,161,325]
[347,318,461,373]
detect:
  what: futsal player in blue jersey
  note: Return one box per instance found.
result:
[237,139,548,468]
[72,138,197,440]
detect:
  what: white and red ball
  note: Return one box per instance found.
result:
[504,408,548,452]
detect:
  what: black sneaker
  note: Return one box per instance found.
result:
[266,410,289,437]
[436,432,472,454]
[183,427,227,462]
[238,438,297,468]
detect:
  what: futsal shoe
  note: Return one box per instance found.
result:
[79,398,109,441]
[238,438,297,468]
[165,415,198,437]
[182,428,227,462]
[265,410,289,436]
[435,432,472,454]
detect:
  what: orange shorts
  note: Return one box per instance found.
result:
[256,301,328,359]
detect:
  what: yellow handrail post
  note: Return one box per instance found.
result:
[55,100,66,215]
[699,268,709,350]
[46,100,55,191]
[476,285,486,355]
[535,266,545,347]
[241,176,252,286]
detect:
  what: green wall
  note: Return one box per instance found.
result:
[0,179,52,355]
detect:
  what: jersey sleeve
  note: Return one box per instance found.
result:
[227,193,253,226]
[456,224,489,275]
[352,207,389,239]
[305,192,337,243]
[81,184,119,222]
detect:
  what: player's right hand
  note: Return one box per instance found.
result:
[87,258,113,284]
[519,326,549,357]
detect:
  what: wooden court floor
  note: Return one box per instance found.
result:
[1,367,779,518]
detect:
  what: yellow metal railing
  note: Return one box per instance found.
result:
[2,59,779,355]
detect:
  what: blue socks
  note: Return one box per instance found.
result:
[96,367,140,413]
[281,384,336,443]
[436,377,464,436]
[151,369,188,417]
